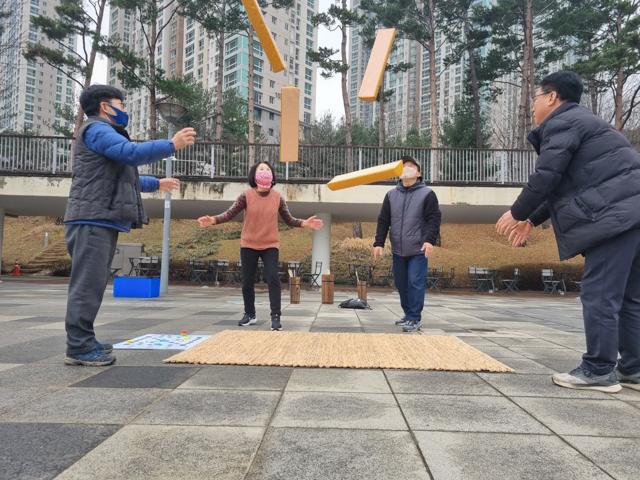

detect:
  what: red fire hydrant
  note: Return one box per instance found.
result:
[10,260,22,276]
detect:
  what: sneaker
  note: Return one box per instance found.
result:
[395,317,410,326]
[96,341,113,354]
[616,368,640,391]
[65,348,115,367]
[402,321,422,333]
[271,314,282,331]
[238,313,257,327]
[552,366,622,393]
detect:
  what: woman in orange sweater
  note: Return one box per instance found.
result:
[197,162,323,331]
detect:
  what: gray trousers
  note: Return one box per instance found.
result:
[581,228,640,375]
[64,224,118,355]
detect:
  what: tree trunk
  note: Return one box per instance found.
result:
[614,70,625,130]
[148,9,158,139]
[214,0,227,142]
[378,74,385,165]
[74,0,107,137]
[516,0,534,149]
[339,0,361,238]
[464,14,482,148]
[613,12,624,130]
[427,0,439,181]
[427,0,438,149]
[247,26,255,162]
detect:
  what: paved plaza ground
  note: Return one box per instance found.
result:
[0,279,639,480]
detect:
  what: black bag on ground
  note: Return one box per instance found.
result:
[339,298,371,309]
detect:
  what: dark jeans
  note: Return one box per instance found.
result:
[64,224,118,355]
[241,247,281,317]
[581,228,640,375]
[392,254,428,322]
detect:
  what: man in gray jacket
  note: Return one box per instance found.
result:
[373,157,442,332]
[497,71,640,393]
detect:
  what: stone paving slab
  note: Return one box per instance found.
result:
[133,390,280,427]
[385,371,501,396]
[71,366,200,389]
[478,373,613,399]
[0,335,67,363]
[285,368,390,393]
[0,363,105,388]
[55,425,264,480]
[512,397,640,437]
[271,392,407,430]
[245,427,430,480]
[397,394,551,434]
[414,431,611,480]
[0,422,120,480]
[563,435,640,480]
[178,365,292,390]
[1,387,168,424]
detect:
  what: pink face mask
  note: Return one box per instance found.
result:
[255,170,273,189]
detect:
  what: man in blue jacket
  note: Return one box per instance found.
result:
[63,84,196,366]
[373,157,442,333]
[497,71,640,393]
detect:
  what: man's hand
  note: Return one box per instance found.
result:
[508,221,533,247]
[372,246,384,261]
[301,215,324,230]
[172,128,197,150]
[496,210,519,236]
[197,215,217,227]
[421,242,434,257]
[159,178,180,193]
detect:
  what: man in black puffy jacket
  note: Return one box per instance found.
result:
[497,71,640,393]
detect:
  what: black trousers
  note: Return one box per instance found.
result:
[64,224,118,355]
[241,247,281,317]
[580,228,640,375]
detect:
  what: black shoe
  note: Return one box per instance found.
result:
[238,313,257,327]
[395,317,410,326]
[615,368,640,391]
[96,341,113,354]
[65,348,115,367]
[402,321,422,333]
[271,314,282,331]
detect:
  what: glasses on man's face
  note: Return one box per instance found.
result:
[533,91,552,100]
[103,101,126,110]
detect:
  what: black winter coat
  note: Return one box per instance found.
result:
[511,102,640,260]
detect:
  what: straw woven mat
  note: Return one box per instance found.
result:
[164,330,513,372]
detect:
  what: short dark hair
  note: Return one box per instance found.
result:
[539,71,583,104]
[80,84,125,116]
[248,161,277,188]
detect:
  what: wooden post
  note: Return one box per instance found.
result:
[289,276,301,304]
[321,273,334,304]
[357,280,368,302]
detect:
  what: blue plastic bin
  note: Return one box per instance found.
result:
[113,276,160,298]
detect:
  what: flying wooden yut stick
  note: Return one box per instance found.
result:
[358,28,397,101]
[240,0,286,73]
[327,160,404,191]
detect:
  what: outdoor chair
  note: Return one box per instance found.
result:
[189,259,208,284]
[502,268,520,293]
[301,260,323,287]
[440,268,455,289]
[542,269,564,294]
[427,266,444,291]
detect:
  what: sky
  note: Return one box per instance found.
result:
[92,0,346,120]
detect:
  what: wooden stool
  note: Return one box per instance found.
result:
[289,276,301,304]
[357,280,368,302]
[321,273,334,304]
